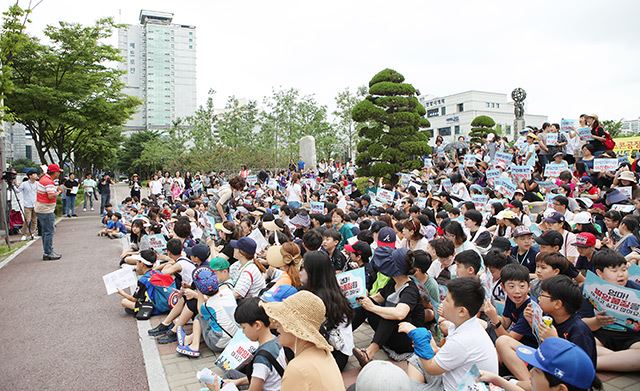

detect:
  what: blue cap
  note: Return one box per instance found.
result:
[516,337,595,390]
[261,285,298,302]
[376,247,409,277]
[192,267,219,296]
[230,237,257,255]
[185,243,211,262]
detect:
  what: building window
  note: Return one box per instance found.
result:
[25,145,32,161]
[496,103,500,108]
[457,103,464,112]
[454,125,460,135]
[438,127,451,136]
[129,59,135,64]
[441,107,446,116]
[427,108,440,118]
[130,67,135,73]
[129,42,135,48]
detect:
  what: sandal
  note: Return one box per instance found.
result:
[176,345,200,358]
[177,326,186,346]
[352,347,370,368]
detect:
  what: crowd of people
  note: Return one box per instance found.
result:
[101,113,640,391]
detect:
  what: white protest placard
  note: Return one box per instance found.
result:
[511,166,532,182]
[337,197,348,210]
[544,163,565,177]
[545,132,558,146]
[578,127,593,141]
[336,267,367,308]
[496,178,517,199]
[593,158,619,173]
[618,186,633,200]
[442,178,452,193]
[376,188,395,205]
[494,152,513,166]
[472,194,489,210]
[535,180,558,191]
[583,271,640,332]
[611,204,635,213]
[102,267,137,295]
[560,119,576,133]
[246,175,258,186]
[423,157,433,168]
[147,234,167,254]
[215,330,259,371]
[464,154,476,167]
[310,201,324,214]
[399,173,411,186]
[486,169,501,180]
[248,228,269,253]
[531,300,545,343]
[416,197,428,208]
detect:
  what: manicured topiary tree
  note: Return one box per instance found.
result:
[469,115,497,146]
[352,69,430,184]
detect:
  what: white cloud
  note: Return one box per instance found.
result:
[15,0,640,123]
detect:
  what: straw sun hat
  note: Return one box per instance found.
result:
[261,291,332,352]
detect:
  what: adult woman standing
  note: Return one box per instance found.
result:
[130,174,142,200]
[260,291,346,391]
[209,176,246,223]
[302,251,354,370]
[586,114,607,156]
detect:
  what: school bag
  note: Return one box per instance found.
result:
[603,128,616,150]
[145,271,177,314]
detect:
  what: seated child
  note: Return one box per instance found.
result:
[480,338,602,391]
[213,297,287,391]
[578,248,640,372]
[426,238,456,283]
[482,249,509,305]
[101,203,113,225]
[100,212,127,238]
[529,252,577,301]
[321,228,348,272]
[116,249,156,313]
[410,250,440,323]
[496,275,597,381]
[400,277,498,391]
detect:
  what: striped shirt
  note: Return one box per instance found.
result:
[35,174,58,214]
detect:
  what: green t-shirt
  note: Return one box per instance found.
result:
[82,178,97,193]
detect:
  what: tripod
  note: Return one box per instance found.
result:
[6,182,34,241]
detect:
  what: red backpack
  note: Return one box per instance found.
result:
[602,128,616,150]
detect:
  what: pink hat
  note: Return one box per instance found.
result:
[47,164,62,173]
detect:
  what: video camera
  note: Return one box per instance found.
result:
[1,170,17,183]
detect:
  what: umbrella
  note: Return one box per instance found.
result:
[443,141,466,152]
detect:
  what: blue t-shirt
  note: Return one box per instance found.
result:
[575,255,595,273]
[555,314,597,367]
[106,220,116,229]
[511,246,538,273]
[617,235,640,257]
[115,221,127,234]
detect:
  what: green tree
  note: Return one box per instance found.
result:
[333,86,367,161]
[469,115,497,146]
[186,88,217,151]
[74,126,123,174]
[602,119,623,138]
[217,95,260,148]
[352,69,430,183]
[3,12,140,165]
[118,130,161,178]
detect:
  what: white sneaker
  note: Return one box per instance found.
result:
[91,207,95,211]
[83,208,87,211]
[20,235,26,241]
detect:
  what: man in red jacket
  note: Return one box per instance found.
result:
[35,164,63,261]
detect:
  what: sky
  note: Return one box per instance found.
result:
[8,0,640,122]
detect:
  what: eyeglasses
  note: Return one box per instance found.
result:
[539,294,553,300]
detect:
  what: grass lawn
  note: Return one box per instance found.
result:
[0,239,29,261]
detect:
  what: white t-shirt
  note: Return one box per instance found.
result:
[203,285,239,350]
[400,237,429,252]
[150,180,162,195]
[177,257,196,285]
[328,319,355,357]
[427,260,457,279]
[525,144,537,166]
[233,262,266,298]
[560,231,579,263]
[434,317,499,391]
[286,183,302,203]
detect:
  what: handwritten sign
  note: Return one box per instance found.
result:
[578,127,593,141]
[511,165,532,182]
[535,181,558,191]
[618,186,632,200]
[344,184,353,195]
[336,267,367,308]
[246,175,258,186]
[494,152,513,166]
[464,154,476,167]
[442,178,452,193]
[375,188,395,205]
[399,173,411,186]
[560,119,576,133]
[583,271,640,332]
[531,300,545,343]
[593,158,619,173]
[310,201,325,214]
[545,132,558,146]
[472,195,489,210]
[215,330,259,371]
[486,169,501,180]
[147,234,167,254]
[496,178,517,199]
[102,267,137,295]
[416,197,428,208]
[544,163,565,177]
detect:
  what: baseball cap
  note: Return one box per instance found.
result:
[573,211,592,225]
[553,151,564,158]
[580,176,594,184]
[209,256,230,271]
[516,338,596,390]
[377,247,409,277]
[377,227,396,248]
[192,267,219,296]
[344,241,372,260]
[185,243,211,262]
[507,200,524,210]
[572,232,596,248]
[512,225,533,238]
[261,285,298,302]
[230,237,257,255]
[535,230,564,247]
[544,212,565,224]
[47,163,62,173]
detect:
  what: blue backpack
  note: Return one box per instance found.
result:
[141,271,177,315]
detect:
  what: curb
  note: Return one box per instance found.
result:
[0,216,64,271]
[119,236,171,391]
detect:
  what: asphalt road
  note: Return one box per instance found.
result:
[0,186,148,391]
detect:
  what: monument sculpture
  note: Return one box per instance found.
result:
[511,87,527,138]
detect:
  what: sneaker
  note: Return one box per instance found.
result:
[83,208,87,212]
[177,326,186,346]
[148,322,174,337]
[43,253,62,261]
[176,345,200,358]
[72,214,78,217]
[20,235,26,241]
[91,207,95,211]
[157,330,178,344]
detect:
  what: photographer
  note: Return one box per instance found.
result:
[13,169,39,240]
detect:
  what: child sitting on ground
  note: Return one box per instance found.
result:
[529,252,576,301]
[578,248,640,372]
[99,212,127,238]
[213,297,287,391]
[399,277,498,391]
[496,275,597,382]
[116,249,156,313]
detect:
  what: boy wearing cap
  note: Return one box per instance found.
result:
[578,249,640,372]
[511,226,538,274]
[117,249,156,312]
[230,237,266,299]
[35,163,63,260]
[573,233,597,273]
[577,176,600,200]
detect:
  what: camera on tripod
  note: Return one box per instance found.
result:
[2,170,17,183]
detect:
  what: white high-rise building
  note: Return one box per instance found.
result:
[118,10,196,133]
